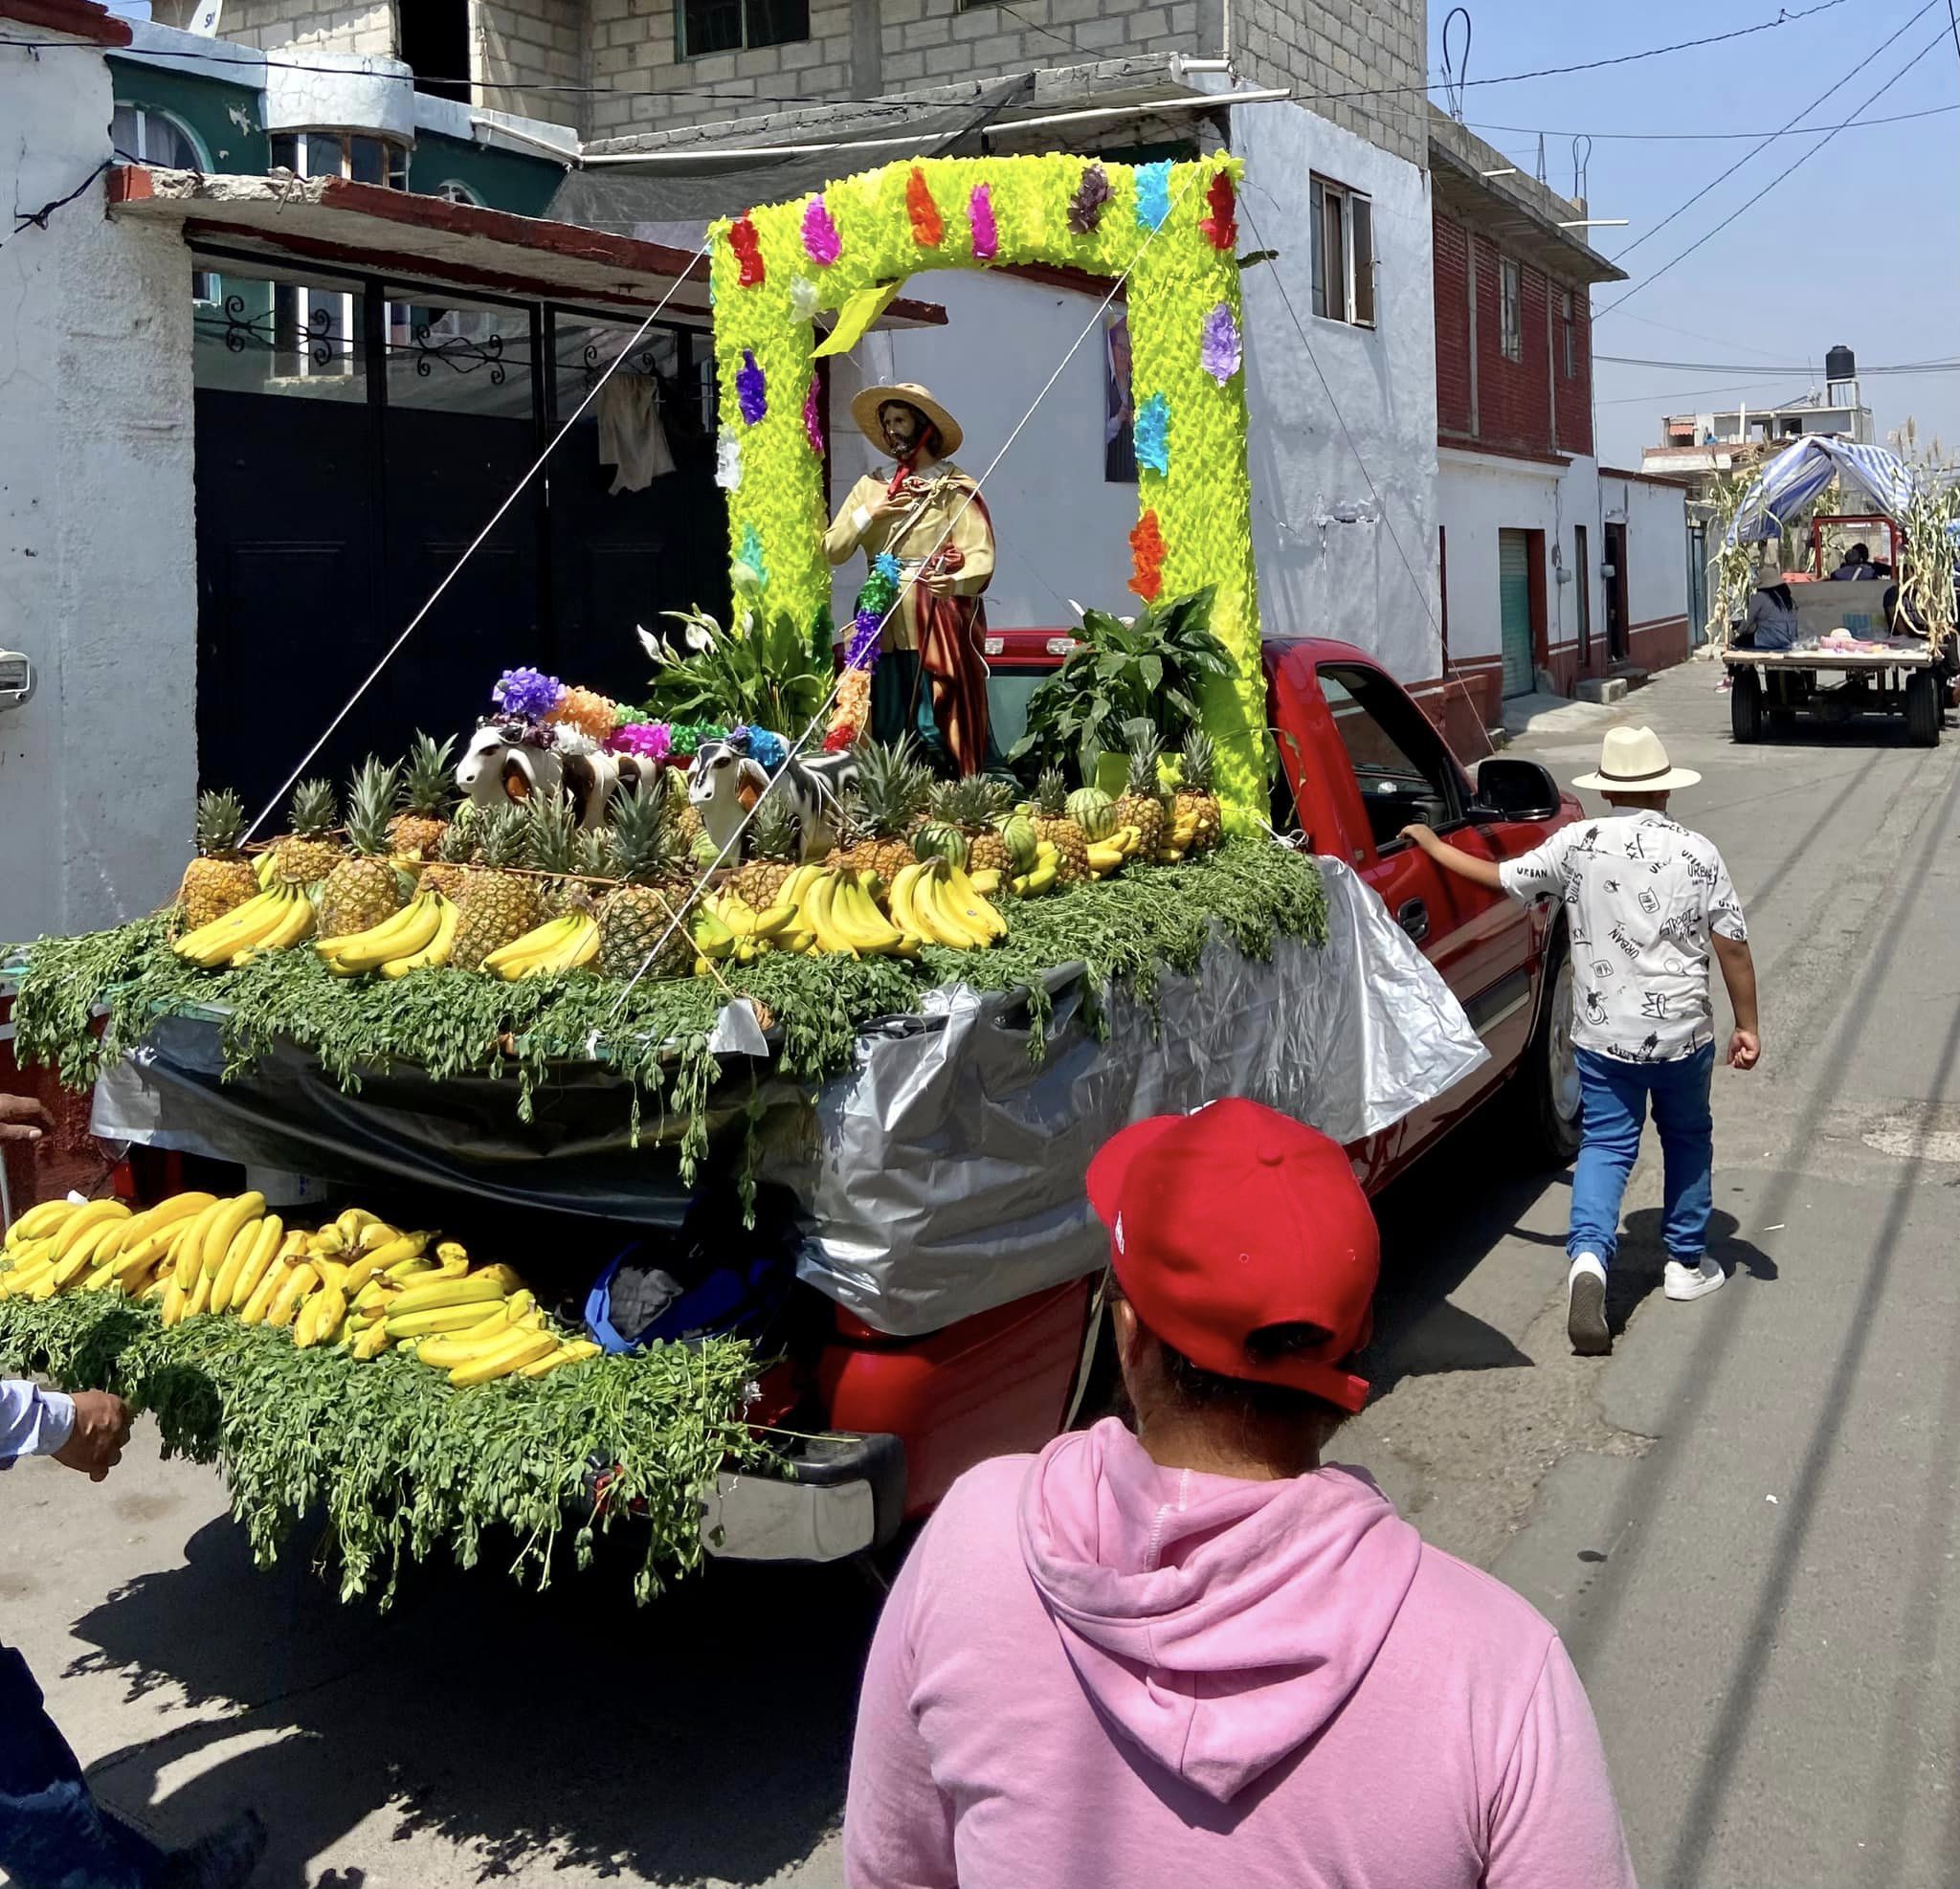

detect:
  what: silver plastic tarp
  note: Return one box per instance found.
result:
[779,858,1486,1334]
[86,857,1485,1337]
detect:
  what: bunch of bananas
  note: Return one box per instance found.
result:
[784,865,922,960]
[172,883,316,969]
[887,858,1009,951]
[0,1196,598,1387]
[1007,841,1062,900]
[317,890,459,978]
[481,911,599,980]
[1086,826,1144,879]
[1156,808,1208,865]
[692,891,806,967]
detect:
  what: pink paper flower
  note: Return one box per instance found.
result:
[801,193,841,266]
[969,183,998,261]
[803,374,824,456]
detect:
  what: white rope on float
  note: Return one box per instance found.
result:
[602,164,1207,1028]
[241,240,717,844]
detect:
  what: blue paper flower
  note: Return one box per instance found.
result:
[739,522,768,589]
[747,727,789,769]
[873,551,902,585]
[1134,391,1170,477]
[1136,161,1172,233]
[492,666,564,722]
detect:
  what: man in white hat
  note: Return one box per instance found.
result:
[1403,727,1760,1354]
[823,382,994,772]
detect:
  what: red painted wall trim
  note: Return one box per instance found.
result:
[0,0,130,45]
[1000,259,1125,301]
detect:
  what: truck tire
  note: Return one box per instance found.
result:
[1906,669,1941,747]
[1729,670,1763,744]
[1508,923,1583,1167]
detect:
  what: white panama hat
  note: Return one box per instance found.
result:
[1571,724,1702,793]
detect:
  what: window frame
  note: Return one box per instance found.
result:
[1308,175,1376,329]
[269,129,412,189]
[111,102,208,171]
[1560,288,1576,379]
[1499,256,1524,364]
[678,0,810,59]
[1316,661,1466,852]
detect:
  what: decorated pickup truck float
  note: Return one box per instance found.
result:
[1,149,1555,1602]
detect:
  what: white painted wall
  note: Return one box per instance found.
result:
[825,269,1133,633]
[1601,472,1690,636]
[1236,100,1441,684]
[0,33,198,941]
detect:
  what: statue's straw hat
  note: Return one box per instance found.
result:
[852,381,963,456]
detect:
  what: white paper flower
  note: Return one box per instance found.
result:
[714,430,743,491]
[789,276,819,322]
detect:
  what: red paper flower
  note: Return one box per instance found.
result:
[907,167,945,248]
[729,212,766,288]
[1199,172,1236,253]
[1128,510,1166,602]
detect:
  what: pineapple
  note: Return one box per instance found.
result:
[1114,723,1168,859]
[1031,768,1089,885]
[421,805,479,901]
[931,775,1014,877]
[451,804,546,971]
[664,768,704,851]
[735,794,801,910]
[1174,729,1223,855]
[275,778,341,886]
[597,784,694,981]
[389,732,456,859]
[579,827,615,886]
[835,739,932,882]
[177,789,259,930]
[523,786,585,915]
[319,760,409,937]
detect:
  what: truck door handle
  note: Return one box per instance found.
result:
[1397,898,1430,943]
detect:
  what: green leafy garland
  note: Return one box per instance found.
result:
[0,1288,766,1606]
[9,841,1326,1141]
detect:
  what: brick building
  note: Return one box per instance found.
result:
[1430,111,1693,731]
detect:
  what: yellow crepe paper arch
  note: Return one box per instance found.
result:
[708,151,1266,828]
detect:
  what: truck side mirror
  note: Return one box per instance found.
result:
[1471,757,1562,822]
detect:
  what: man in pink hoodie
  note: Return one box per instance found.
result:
[845,1099,1637,1888]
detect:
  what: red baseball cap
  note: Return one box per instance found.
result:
[1086,1099,1379,1413]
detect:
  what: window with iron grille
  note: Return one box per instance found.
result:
[1308,176,1375,328]
[680,0,809,57]
[1500,257,1523,363]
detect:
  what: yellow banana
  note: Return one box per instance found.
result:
[316,896,432,966]
[381,895,457,977]
[254,848,278,889]
[448,1325,559,1388]
[51,1200,130,1263]
[389,1272,506,1317]
[50,1221,122,1291]
[1085,841,1126,876]
[357,1220,404,1254]
[314,1259,350,1292]
[519,1338,602,1379]
[481,914,579,973]
[803,870,859,956]
[9,1200,77,1245]
[231,889,315,964]
[434,1239,469,1266]
[309,1225,347,1258]
[173,888,290,966]
[326,895,442,975]
[171,1203,222,1288]
[350,1321,392,1360]
[969,867,1002,896]
[239,1247,300,1326]
[387,1299,516,1338]
[295,1282,347,1348]
[184,1268,214,1318]
[887,863,933,944]
[336,1208,379,1240]
[198,1193,265,1280]
[689,906,738,962]
[267,1261,319,1328]
[2,1256,56,1300]
[942,864,1007,941]
[510,911,599,979]
[215,1214,283,1315]
[160,1276,189,1325]
[913,865,989,949]
[826,873,902,954]
[412,1299,539,1368]
[83,1258,122,1293]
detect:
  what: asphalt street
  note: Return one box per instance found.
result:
[3,656,1956,1887]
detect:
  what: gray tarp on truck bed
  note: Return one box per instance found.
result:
[92,858,1486,1335]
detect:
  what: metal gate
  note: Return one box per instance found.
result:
[1499,529,1533,698]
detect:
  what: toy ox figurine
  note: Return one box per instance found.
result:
[688,738,858,863]
[456,721,650,829]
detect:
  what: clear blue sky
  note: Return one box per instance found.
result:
[1425,0,1960,466]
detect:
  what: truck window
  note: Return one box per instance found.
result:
[1318,665,1459,851]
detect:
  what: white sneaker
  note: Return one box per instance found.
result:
[1567,1253,1610,1355]
[1664,1256,1726,1301]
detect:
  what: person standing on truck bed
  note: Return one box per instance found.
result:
[845,1100,1637,1889]
[1403,726,1761,1356]
[1739,558,1801,650]
[0,1099,267,1889]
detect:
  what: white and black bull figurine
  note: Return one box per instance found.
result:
[456,721,651,829]
[688,738,858,864]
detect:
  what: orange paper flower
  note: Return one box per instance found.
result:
[546,685,621,742]
[907,167,945,248]
[1128,510,1166,602]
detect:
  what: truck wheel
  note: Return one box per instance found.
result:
[1730,671,1763,744]
[1509,925,1583,1167]
[1906,670,1941,747]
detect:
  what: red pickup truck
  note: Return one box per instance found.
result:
[709,632,1582,1563]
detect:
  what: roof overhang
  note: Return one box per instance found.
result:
[103,166,947,329]
[1428,133,1626,287]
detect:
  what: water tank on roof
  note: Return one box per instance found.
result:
[1826,344,1857,384]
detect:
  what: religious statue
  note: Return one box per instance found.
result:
[824,381,994,773]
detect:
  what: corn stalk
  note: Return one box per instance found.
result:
[1893,436,1958,655]
[1701,475,1759,650]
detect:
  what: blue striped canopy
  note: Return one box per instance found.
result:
[1728,437,1916,544]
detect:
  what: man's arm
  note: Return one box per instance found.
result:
[1401,823,1506,893]
[0,1381,131,1480]
[823,477,899,567]
[1713,933,1760,1070]
[0,1096,53,1143]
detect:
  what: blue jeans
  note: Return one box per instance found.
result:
[0,1646,167,1888]
[1569,1044,1715,1265]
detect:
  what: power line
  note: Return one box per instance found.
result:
[1613,0,1939,261]
[1465,100,1958,143]
[1599,354,1960,375]
[1599,22,1952,318]
[1607,308,1802,364]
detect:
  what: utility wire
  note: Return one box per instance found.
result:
[1600,354,1960,375]
[1464,100,1958,143]
[1599,22,1952,318]
[1613,0,1939,261]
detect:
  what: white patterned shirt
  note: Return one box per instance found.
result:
[1499,812,1748,1064]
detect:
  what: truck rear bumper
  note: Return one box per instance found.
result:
[701,1430,906,1563]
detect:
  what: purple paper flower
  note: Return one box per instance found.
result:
[609,721,672,764]
[1201,301,1241,385]
[736,349,768,426]
[1067,163,1113,235]
[846,605,883,668]
[801,194,841,266]
[803,374,824,456]
[492,666,564,722]
[969,183,998,261]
